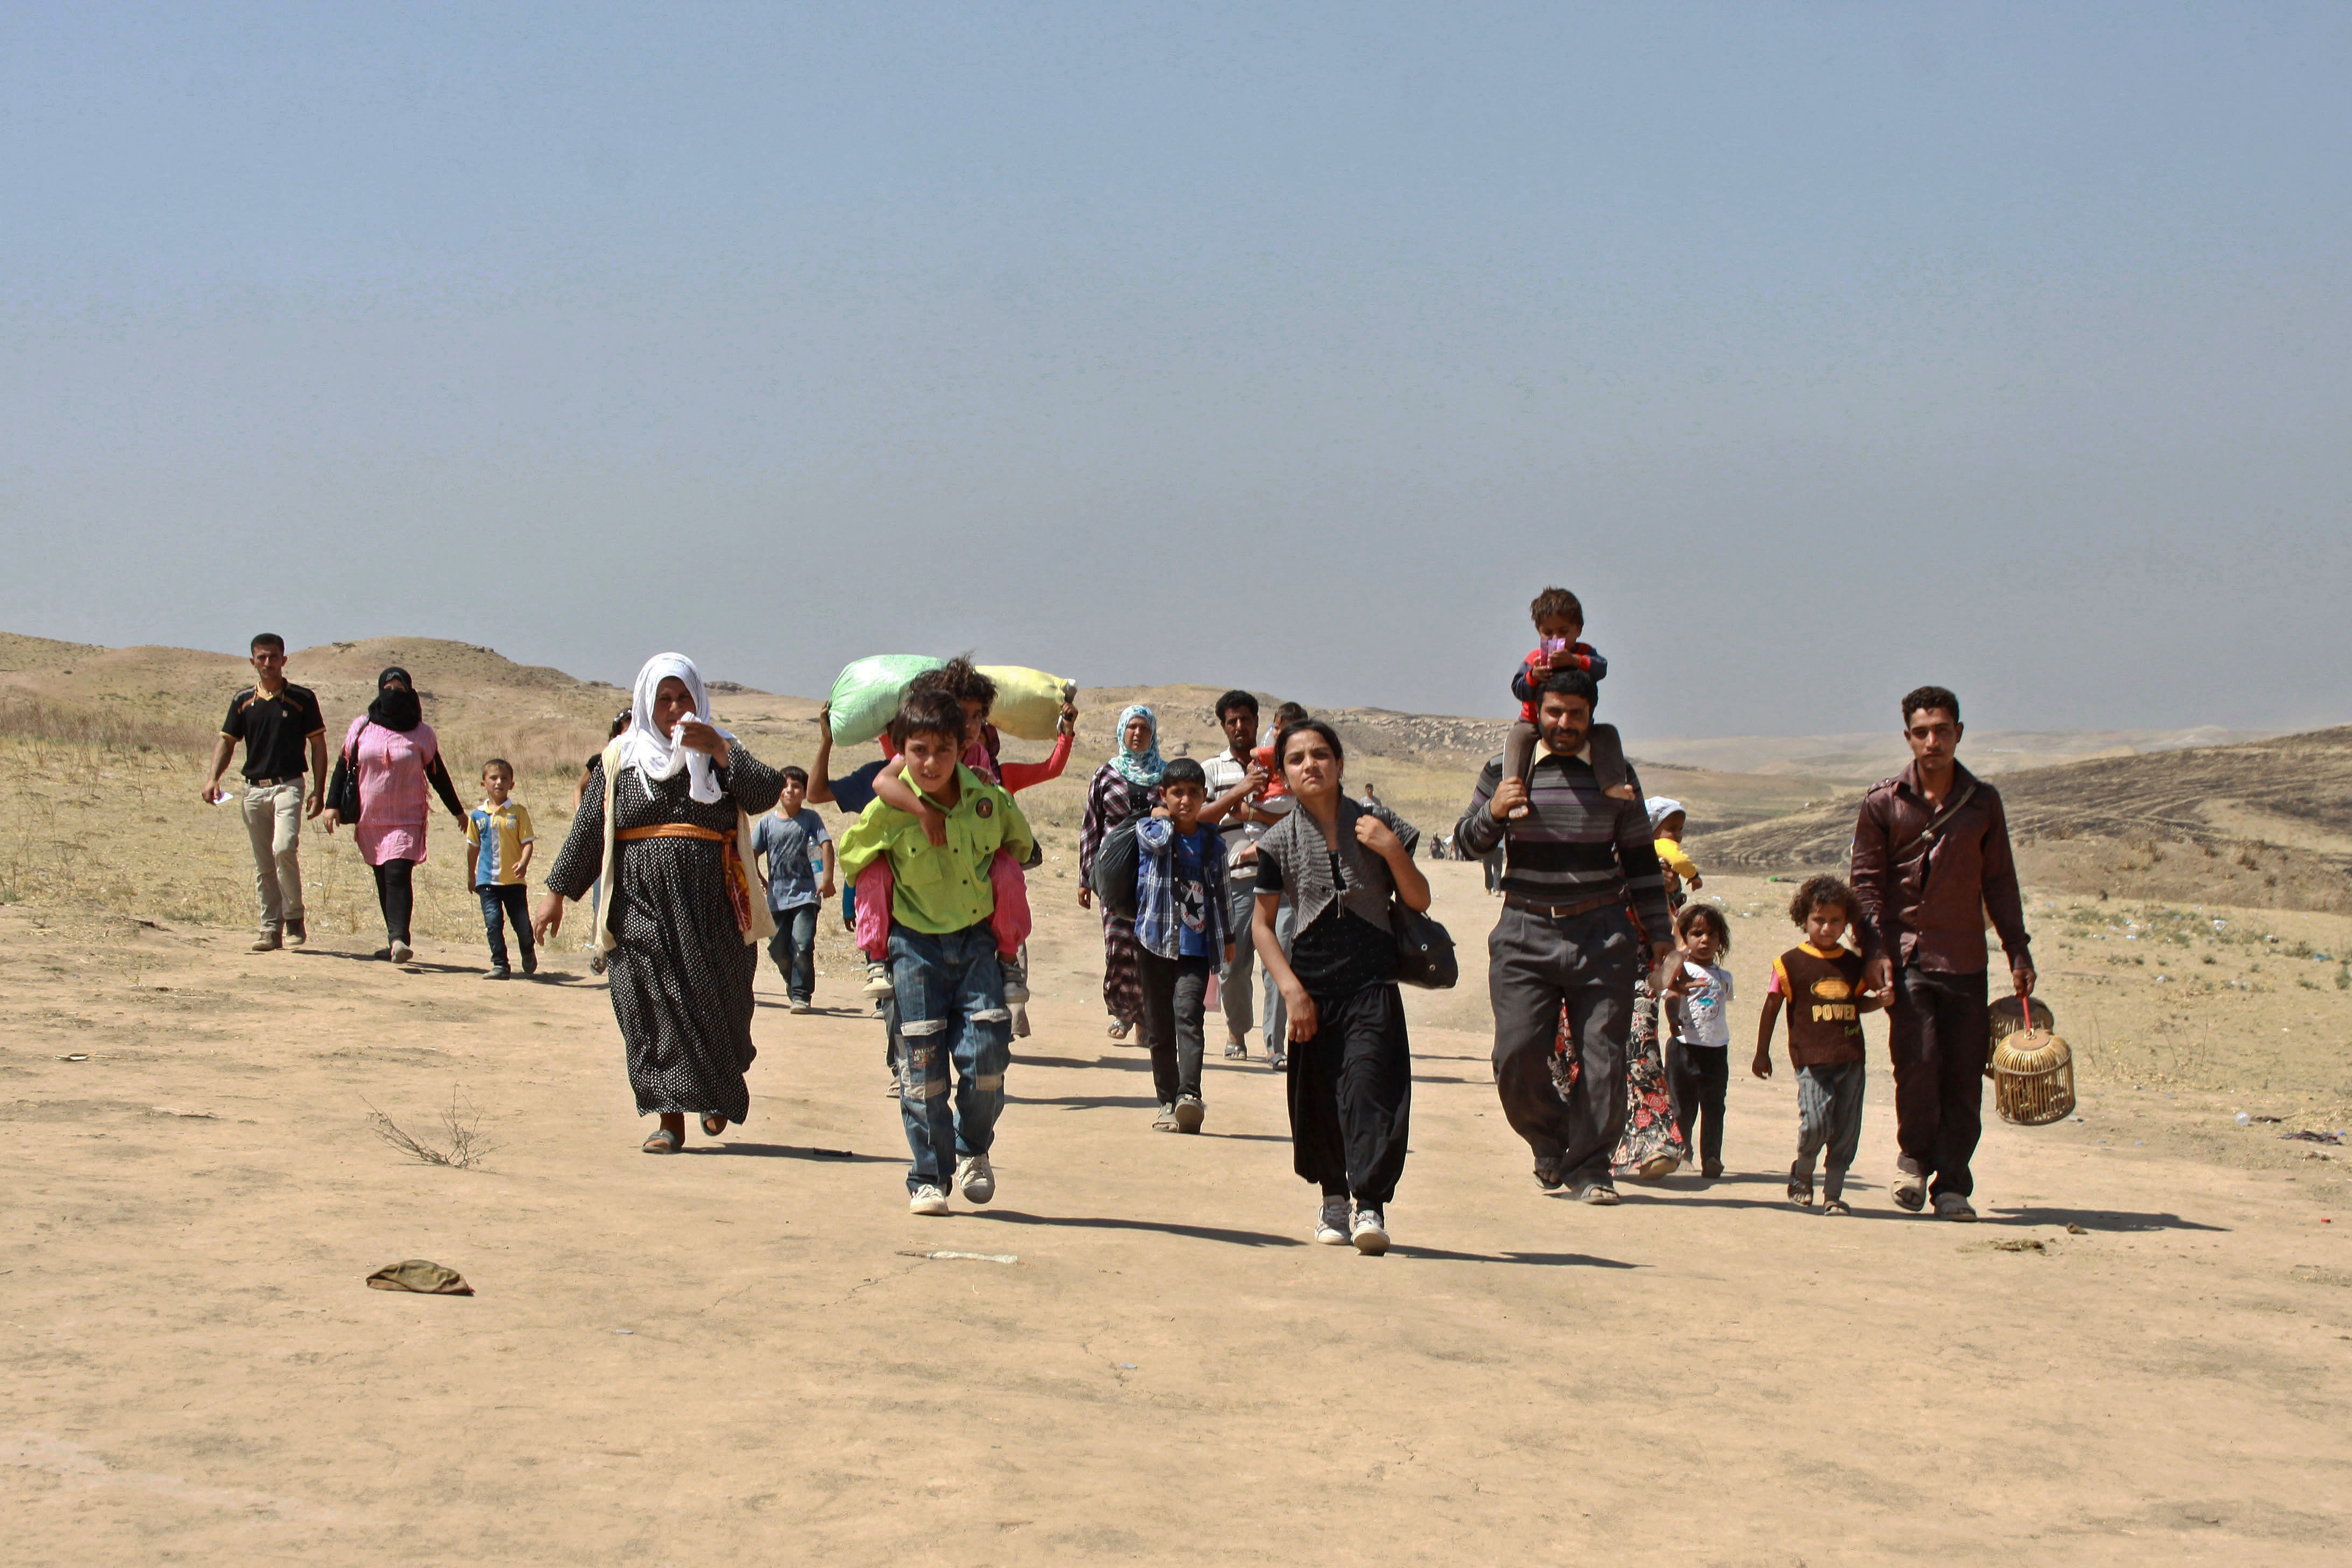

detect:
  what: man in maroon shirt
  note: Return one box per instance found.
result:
[1850,685,2034,1222]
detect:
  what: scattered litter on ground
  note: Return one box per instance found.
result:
[365,1259,473,1295]
[896,1249,1019,1265]
[149,1107,218,1119]
[2284,1131,2347,1145]
[2067,1223,2088,1235]
[56,1054,87,1062]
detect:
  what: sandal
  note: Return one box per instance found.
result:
[700,1113,727,1138]
[1107,1019,1132,1040]
[1787,1174,1814,1208]
[641,1127,683,1154]
[1822,1198,1852,1216]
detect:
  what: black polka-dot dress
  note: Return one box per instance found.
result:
[546,747,783,1124]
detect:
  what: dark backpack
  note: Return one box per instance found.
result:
[1088,819,1143,921]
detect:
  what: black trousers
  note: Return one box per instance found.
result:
[1287,982,1412,1206]
[1488,905,1639,1182]
[372,858,417,945]
[1665,1041,1728,1167]
[1136,949,1213,1107]
[1889,966,1991,1198]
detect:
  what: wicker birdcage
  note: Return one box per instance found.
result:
[1991,1027,2076,1126]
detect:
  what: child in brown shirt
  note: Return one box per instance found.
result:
[1753,875,1886,1214]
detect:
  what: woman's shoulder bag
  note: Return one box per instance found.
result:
[1390,895,1458,990]
[327,722,366,824]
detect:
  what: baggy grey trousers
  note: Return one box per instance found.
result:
[1488,904,1640,1181]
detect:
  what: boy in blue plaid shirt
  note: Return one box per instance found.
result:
[1134,757,1234,1132]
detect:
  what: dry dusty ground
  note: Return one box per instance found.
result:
[5,864,2350,1566]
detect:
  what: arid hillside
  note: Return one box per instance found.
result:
[1697,725,2352,913]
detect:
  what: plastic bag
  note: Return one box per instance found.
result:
[828,655,946,744]
[978,666,1076,741]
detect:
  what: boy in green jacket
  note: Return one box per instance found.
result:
[837,689,1037,1216]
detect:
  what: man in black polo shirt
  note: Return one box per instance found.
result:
[202,633,327,953]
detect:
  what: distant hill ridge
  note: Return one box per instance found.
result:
[8,632,2339,911]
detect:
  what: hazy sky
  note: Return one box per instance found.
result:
[4,4,2347,739]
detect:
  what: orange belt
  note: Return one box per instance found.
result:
[616,824,729,844]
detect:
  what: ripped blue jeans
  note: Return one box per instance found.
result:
[890,921,1011,1194]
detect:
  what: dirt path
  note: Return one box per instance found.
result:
[4,866,2347,1564]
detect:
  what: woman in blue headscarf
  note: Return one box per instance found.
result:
[1077,705,1165,1039]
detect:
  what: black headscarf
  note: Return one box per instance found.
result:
[367,666,423,733]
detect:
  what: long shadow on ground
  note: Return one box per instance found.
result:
[694,1142,901,1165]
[1390,1245,1640,1269]
[966,1210,1303,1249]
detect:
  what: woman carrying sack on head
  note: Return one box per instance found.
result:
[1078,704,1165,1040]
[323,666,467,963]
[533,654,785,1153]
[1251,718,1431,1256]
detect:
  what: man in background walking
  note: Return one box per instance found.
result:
[202,633,327,952]
[1201,690,1282,1059]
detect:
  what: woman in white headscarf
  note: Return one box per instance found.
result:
[533,654,785,1153]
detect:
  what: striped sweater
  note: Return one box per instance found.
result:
[1455,750,1672,942]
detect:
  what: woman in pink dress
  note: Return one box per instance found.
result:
[323,667,467,962]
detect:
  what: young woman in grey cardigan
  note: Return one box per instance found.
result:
[1251,719,1431,1255]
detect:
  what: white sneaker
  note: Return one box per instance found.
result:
[908,1184,950,1216]
[863,961,894,998]
[955,1152,996,1205]
[999,955,1029,1005]
[787,998,813,1014]
[1350,1205,1390,1256]
[1313,1198,1350,1245]
[1173,1095,1205,1133]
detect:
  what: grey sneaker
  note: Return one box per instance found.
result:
[1935,1192,1977,1222]
[1173,1094,1205,1133]
[907,1184,950,1216]
[955,1153,995,1205]
[999,955,1029,1005]
[1313,1198,1350,1244]
[787,998,813,1014]
[388,939,412,964]
[1350,1205,1390,1256]
[1152,1103,1179,1132]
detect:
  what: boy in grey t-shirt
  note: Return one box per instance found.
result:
[753,766,835,1011]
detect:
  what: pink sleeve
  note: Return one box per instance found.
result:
[999,730,1073,794]
[1766,963,1786,997]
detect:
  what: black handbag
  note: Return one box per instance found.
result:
[327,727,363,824]
[1390,896,1458,990]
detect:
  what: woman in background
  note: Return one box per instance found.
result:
[324,666,466,963]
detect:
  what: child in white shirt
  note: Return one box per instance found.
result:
[1665,902,1734,1179]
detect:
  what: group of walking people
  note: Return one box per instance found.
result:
[211,599,2034,1248]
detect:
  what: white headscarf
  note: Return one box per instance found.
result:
[1645,796,1685,836]
[618,652,733,805]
